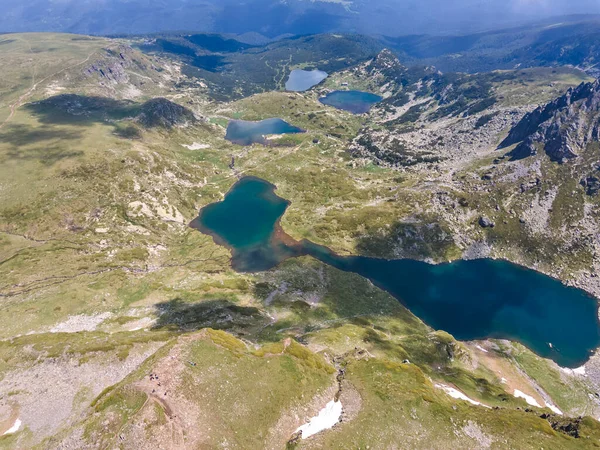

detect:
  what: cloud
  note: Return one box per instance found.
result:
[502,0,600,16]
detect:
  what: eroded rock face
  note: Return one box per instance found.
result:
[500,79,600,163]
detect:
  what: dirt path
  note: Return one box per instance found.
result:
[118,334,207,449]
[0,42,108,130]
[131,379,186,447]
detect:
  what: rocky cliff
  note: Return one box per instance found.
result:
[500,79,600,162]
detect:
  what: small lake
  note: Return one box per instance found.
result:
[319,90,383,114]
[191,177,600,368]
[190,177,302,271]
[285,69,328,92]
[225,119,304,146]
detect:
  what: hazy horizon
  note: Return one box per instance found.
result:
[0,0,599,37]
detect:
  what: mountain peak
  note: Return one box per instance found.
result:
[500,78,600,162]
[365,49,406,79]
[137,98,198,129]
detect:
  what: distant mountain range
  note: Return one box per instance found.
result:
[384,15,600,74]
[1,0,599,38]
[131,15,600,102]
[2,2,600,79]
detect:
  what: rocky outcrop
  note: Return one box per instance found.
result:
[581,176,600,196]
[349,129,442,167]
[500,79,600,163]
[478,216,495,228]
[364,49,406,80]
[137,98,197,128]
[580,165,600,196]
[540,414,583,439]
[85,45,142,84]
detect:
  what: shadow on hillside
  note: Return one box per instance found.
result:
[8,145,84,165]
[1,124,85,165]
[25,94,138,126]
[0,123,84,145]
[355,220,458,261]
[25,94,197,131]
[151,298,268,333]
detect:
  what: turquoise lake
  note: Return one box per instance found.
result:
[319,90,383,114]
[190,177,600,368]
[225,119,304,146]
[285,69,328,92]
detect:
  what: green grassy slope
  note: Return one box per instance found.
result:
[0,32,599,449]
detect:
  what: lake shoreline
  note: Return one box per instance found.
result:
[225,118,305,146]
[190,175,600,368]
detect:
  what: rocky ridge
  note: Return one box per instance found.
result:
[500,79,600,162]
[363,48,407,81]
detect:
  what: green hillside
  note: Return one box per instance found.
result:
[1,32,600,449]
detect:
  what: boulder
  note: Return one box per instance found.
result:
[581,176,600,196]
[479,216,495,228]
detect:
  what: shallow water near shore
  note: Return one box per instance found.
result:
[191,177,600,368]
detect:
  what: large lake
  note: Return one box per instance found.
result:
[319,90,383,114]
[225,119,304,146]
[286,69,328,92]
[190,177,600,368]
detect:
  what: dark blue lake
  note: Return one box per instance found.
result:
[319,90,383,114]
[225,119,304,146]
[285,69,328,92]
[190,177,600,368]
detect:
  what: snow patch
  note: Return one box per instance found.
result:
[475,345,488,353]
[123,317,156,332]
[561,365,586,376]
[296,400,342,439]
[513,389,541,407]
[545,402,563,415]
[182,142,210,150]
[3,418,21,435]
[435,384,491,408]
